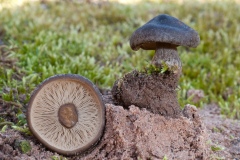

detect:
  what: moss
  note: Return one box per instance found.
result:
[20,140,31,154]
[14,140,31,154]
[0,0,239,119]
[212,127,221,133]
[211,144,224,152]
[142,63,171,75]
[51,155,68,160]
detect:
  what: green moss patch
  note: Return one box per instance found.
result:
[0,0,239,121]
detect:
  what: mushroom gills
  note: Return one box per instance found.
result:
[27,74,105,156]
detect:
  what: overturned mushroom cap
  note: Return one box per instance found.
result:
[130,14,200,50]
[27,74,105,156]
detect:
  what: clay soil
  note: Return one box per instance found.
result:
[1,98,240,160]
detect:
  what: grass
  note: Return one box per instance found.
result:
[0,0,239,131]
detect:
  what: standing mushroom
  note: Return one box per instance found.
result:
[112,14,200,117]
[130,14,200,75]
[27,74,105,156]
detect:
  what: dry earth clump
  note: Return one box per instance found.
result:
[81,104,211,160]
[112,71,181,118]
[1,103,240,159]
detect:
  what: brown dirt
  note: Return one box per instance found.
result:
[112,70,181,118]
[80,104,210,160]
[1,102,240,160]
[0,129,55,159]
[199,104,240,159]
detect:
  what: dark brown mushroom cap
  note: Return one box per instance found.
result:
[130,14,200,51]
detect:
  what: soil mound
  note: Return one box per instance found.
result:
[81,104,211,160]
[112,71,181,118]
[2,103,240,159]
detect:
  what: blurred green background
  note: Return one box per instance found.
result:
[0,0,239,122]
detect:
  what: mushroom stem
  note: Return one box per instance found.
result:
[151,43,182,75]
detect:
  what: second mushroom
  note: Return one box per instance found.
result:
[112,14,200,117]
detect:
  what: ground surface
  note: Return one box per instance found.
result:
[0,102,239,160]
[0,1,240,159]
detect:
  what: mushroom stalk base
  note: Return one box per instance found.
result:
[152,44,182,76]
[112,70,182,118]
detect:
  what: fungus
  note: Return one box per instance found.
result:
[112,14,200,117]
[130,14,200,75]
[27,74,105,156]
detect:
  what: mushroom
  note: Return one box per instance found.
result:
[112,14,200,117]
[130,14,200,75]
[27,74,105,156]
